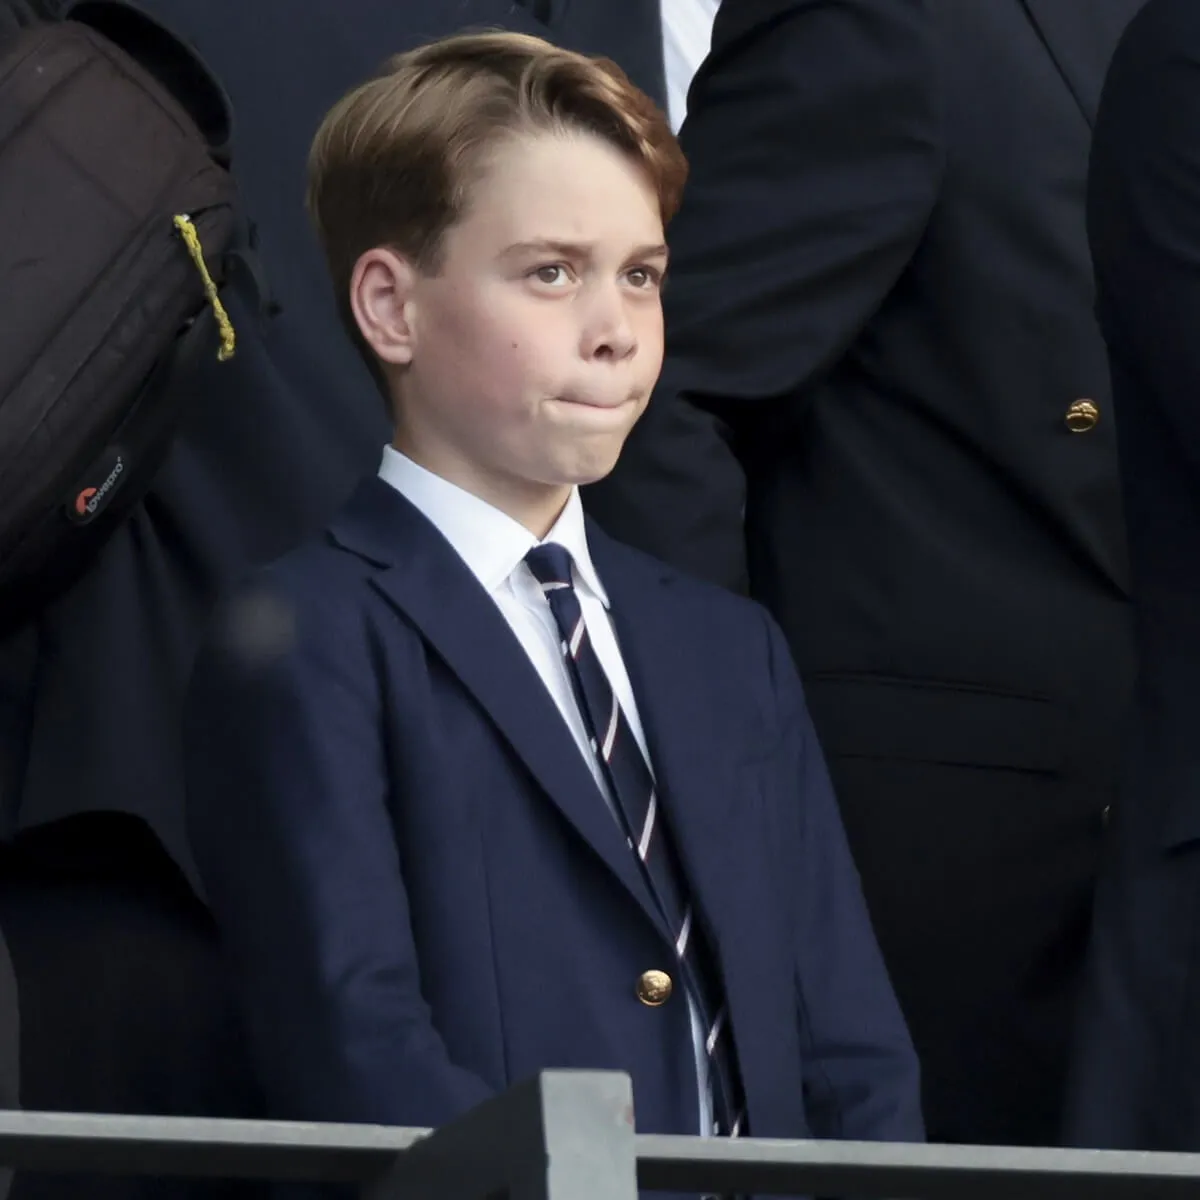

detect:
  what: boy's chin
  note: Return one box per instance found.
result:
[554,445,629,488]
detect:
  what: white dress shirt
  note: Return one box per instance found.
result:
[661,0,721,132]
[378,446,713,1134]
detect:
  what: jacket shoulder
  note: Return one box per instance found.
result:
[594,528,775,639]
[200,531,381,678]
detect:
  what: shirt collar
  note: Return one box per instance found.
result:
[377,446,610,607]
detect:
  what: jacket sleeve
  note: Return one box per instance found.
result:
[184,576,494,1128]
[1064,3,1200,1149]
[1088,10,1200,475]
[585,0,941,590]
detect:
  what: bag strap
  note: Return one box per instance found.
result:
[63,0,234,165]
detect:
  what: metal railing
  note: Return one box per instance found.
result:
[1,1070,1199,1197]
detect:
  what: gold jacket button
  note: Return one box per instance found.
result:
[636,970,673,1007]
[1066,399,1100,432]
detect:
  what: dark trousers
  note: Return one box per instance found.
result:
[0,813,268,1200]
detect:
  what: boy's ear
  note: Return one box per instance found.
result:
[349,247,419,366]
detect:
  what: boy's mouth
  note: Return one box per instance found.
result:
[556,389,639,411]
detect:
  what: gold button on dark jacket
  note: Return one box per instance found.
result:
[1066,398,1100,432]
[636,969,673,1006]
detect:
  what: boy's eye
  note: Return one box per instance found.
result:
[533,264,570,286]
[626,265,663,289]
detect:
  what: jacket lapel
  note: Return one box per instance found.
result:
[588,527,745,957]
[593,529,818,1134]
[1018,0,1147,127]
[329,478,662,924]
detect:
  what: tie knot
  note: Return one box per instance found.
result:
[525,542,575,591]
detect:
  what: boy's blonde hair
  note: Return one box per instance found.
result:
[306,30,687,372]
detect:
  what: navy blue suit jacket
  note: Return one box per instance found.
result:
[1064,0,1200,1150]
[185,476,923,1145]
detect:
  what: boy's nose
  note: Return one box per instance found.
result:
[581,293,637,362]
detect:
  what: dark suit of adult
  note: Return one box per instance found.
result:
[185,475,923,1166]
[1064,0,1200,1152]
[0,2,667,1197]
[584,0,1144,1146]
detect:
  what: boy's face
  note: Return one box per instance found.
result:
[356,129,667,532]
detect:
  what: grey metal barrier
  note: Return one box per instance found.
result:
[1,1071,1199,1198]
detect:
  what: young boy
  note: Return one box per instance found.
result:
[184,31,923,1152]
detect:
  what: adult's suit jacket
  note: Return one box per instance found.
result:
[184,476,924,1156]
[0,0,667,884]
[1065,0,1200,1151]
[584,0,1145,1145]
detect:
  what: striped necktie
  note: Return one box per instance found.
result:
[525,542,745,1138]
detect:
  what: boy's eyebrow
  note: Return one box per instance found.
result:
[501,239,670,262]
